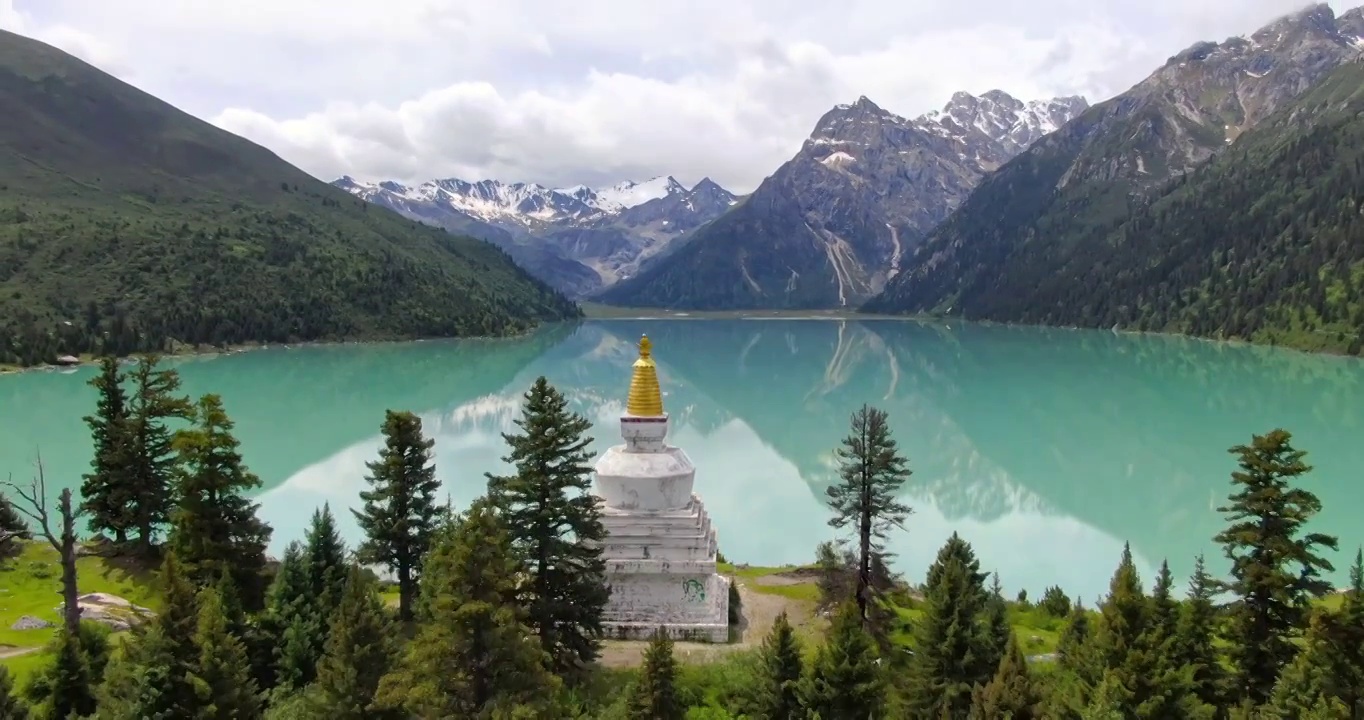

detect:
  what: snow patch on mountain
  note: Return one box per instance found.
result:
[338,174,700,226]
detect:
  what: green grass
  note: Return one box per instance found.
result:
[720,562,1073,658]
[0,540,160,681]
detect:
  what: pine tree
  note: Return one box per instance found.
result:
[36,628,95,720]
[169,394,273,609]
[628,629,683,720]
[800,602,885,720]
[486,377,608,672]
[265,505,351,694]
[0,490,29,552]
[190,587,262,719]
[355,409,442,623]
[1261,612,1349,718]
[124,354,193,556]
[98,552,202,718]
[824,404,912,633]
[264,541,316,694]
[1325,548,1364,714]
[373,497,558,718]
[1056,600,1092,676]
[904,533,991,718]
[311,563,397,719]
[1175,554,1226,710]
[0,666,29,720]
[1214,429,1338,705]
[305,504,348,621]
[752,611,803,720]
[968,633,1038,720]
[978,573,1011,681]
[80,355,135,543]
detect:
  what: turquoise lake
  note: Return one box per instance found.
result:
[2,319,1363,602]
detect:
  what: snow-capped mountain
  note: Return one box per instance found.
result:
[599,89,1089,309]
[333,174,739,297]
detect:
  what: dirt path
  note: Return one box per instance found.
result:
[0,645,41,661]
[598,572,820,668]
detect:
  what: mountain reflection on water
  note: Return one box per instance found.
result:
[255,319,1364,601]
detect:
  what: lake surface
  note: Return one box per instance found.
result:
[3,319,1364,602]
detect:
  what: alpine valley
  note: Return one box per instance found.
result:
[345,2,1364,357]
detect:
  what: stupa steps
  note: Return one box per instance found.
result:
[598,518,713,538]
[602,544,716,561]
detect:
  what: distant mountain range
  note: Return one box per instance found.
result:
[329,3,1364,354]
[333,174,739,297]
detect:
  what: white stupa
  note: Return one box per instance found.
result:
[592,334,731,642]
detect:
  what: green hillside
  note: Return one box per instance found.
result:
[0,30,579,367]
[865,59,1364,354]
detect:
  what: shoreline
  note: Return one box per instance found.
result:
[6,309,1358,377]
[578,304,1363,360]
[0,321,570,377]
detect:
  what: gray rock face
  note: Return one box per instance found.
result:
[865,2,1364,319]
[333,174,738,298]
[598,90,1088,309]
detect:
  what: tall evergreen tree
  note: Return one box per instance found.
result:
[628,629,684,720]
[1261,612,1350,719]
[266,504,352,694]
[486,377,608,673]
[36,628,95,720]
[0,666,29,720]
[98,552,201,718]
[190,586,262,719]
[904,533,991,718]
[1175,554,1226,710]
[1323,548,1364,715]
[311,563,397,720]
[123,353,193,555]
[80,356,135,543]
[305,504,348,621]
[263,540,315,694]
[752,611,803,720]
[374,497,558,718]
[799,602,885,720]
[824,404,912,632]
[978,573,1011,681]
[1213,429,1338,705]
[169,393,273,610]
[355,409,442,623]
[968,633,1039,720]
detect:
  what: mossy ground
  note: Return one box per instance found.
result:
[0,540,160,684]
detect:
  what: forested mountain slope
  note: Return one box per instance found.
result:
[0,30,579,366]
[867,56,1364,353]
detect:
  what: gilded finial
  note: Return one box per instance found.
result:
[626,334,665,416]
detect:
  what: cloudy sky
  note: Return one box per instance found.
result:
[0,0,1347,193]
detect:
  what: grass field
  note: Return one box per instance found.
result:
[0,540,161,684]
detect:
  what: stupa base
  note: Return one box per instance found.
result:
[603,619,731,643]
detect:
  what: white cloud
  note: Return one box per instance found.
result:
[4,0,1352,192]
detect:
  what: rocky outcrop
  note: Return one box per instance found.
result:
[596,91,1087,310]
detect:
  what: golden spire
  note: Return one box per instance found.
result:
[626,334,665,416]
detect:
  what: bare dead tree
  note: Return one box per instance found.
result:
[3,452,83,635]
